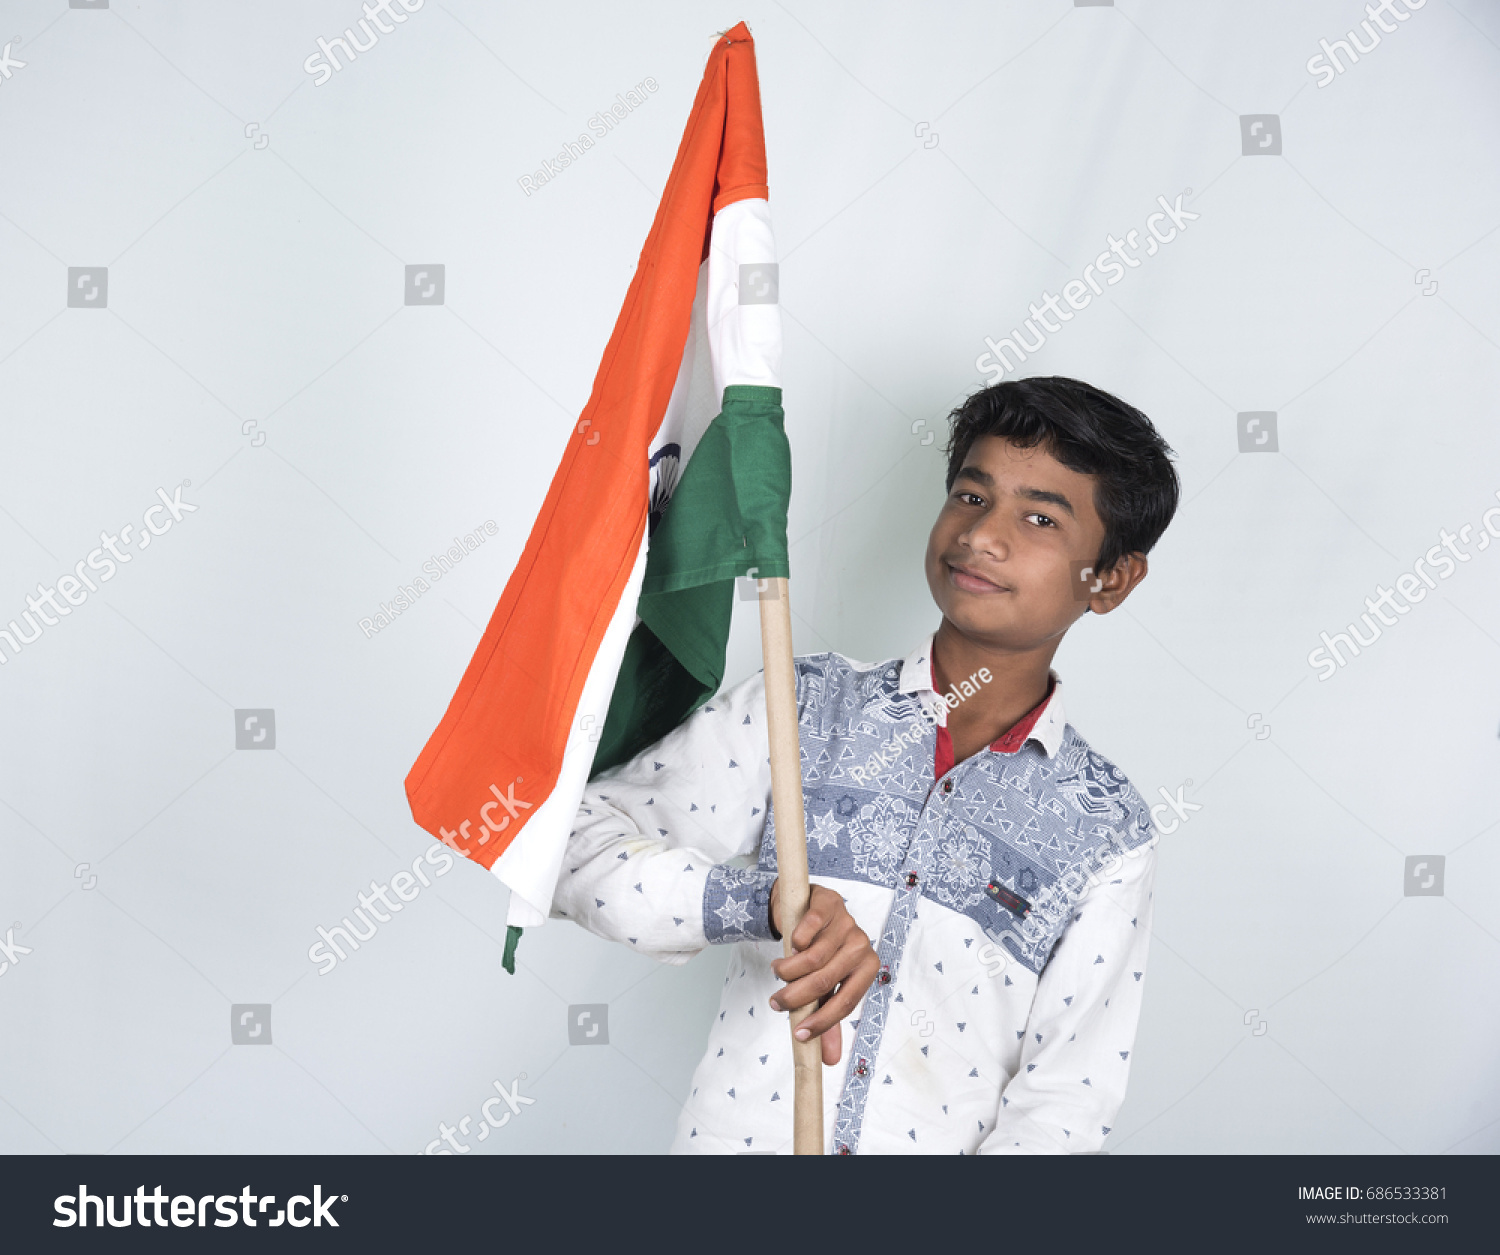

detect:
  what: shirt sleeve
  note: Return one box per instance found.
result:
[977,834,1159,1154]
[548,667,779,964]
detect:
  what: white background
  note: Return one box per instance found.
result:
[0,0,1497,1154]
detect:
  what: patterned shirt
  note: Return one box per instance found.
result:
[551,632,1160,1154]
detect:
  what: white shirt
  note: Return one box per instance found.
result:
[550,633,1159,1154]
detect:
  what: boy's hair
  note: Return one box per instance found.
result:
[942,375,1180,577]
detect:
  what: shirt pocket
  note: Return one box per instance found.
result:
[965,820,1073,977]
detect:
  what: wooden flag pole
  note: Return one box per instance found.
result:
[757,575,823,1155]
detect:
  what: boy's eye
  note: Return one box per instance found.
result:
[1026,512,1057,528]
[954,491,984,506]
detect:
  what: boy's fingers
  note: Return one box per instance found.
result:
[789,886,852,951]
[821,1022,841,1066]
[789,904,828,952]
[768,891,878,1029]
[777,939,877,1022]
[772,927,845,983]
[772,903,861,981]
[800,944,881,1037]
[794,968,871,1040]
[773,961,841,1014]
[788,895,859,959]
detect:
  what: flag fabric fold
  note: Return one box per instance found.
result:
[404,21,788,966]
[592,382,789,776]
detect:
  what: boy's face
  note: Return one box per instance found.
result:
[924,434,1144,654]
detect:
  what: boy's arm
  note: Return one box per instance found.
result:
[549,669,779,964]
[551,661,881,1064]
[978,837,1159,1155]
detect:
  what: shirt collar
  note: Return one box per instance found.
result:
[897,631,1066,759]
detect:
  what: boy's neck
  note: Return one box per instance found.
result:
[930,619,1058,759]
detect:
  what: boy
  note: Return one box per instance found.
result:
[551,374,1180,1154]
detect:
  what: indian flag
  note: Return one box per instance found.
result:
[404,21,788,970]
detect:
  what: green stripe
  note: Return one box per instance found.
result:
[591,385,790,778]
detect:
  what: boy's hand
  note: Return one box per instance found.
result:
[767,879,880,1066]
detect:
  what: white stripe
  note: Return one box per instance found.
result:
[707,198,781,393]
[648,197,782,471]
[494,525,648,927]
[648,259,717,473]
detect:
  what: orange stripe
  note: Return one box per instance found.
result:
[405,23,768,869]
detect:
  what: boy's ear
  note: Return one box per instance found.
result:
[1087,553,1149,615]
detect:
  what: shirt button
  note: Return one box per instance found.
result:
[905,871,918,888]
[877,966,891,985]
[941,779,953,794]
[854,1059,868,1077]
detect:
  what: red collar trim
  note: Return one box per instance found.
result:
[930,659,1056,779]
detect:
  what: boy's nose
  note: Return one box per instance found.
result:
[958,515,1012,558]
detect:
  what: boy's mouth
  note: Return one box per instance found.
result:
[946,561,1010,594]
